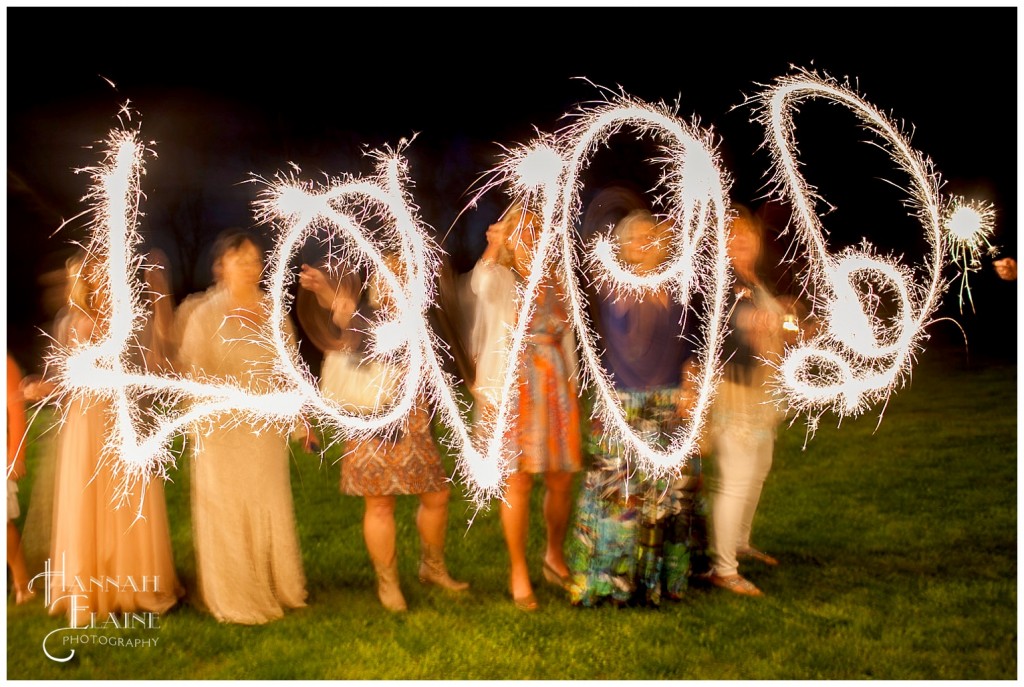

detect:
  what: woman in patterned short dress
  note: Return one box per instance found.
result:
[298,258,467,612]
[469,205,582,611]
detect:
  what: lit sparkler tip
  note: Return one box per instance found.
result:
[273,183,318,218]
[514,145,563,190]
[945,198,995,246]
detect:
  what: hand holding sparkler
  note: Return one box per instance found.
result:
[993,257,1016,281]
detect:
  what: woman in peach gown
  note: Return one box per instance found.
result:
[177,231,307,624]
[48,253,183,625]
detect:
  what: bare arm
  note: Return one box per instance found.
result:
[299,264,359,329]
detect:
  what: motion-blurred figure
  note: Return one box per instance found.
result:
[567,209,707,607]
[993,257,1016,281]
[298,255,468,613]
[470,203,582,611]
[47,253,183,624]
[7,354,34,604]
[177,231,307,624]
[707,205,795,597]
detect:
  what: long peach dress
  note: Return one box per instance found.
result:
[49,313,183,625]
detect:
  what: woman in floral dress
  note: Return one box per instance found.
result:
[567,209,707,607]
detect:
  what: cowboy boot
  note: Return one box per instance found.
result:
[371,554,407,612]
[418,542,469,592]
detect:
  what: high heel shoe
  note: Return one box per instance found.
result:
[510,577,539,612]
[512,591,539,612]
[541,560,571,590]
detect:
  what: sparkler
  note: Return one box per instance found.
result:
[51,121,308,518]
[458,93,734,488]
[944,197,997,309]
[46,124,164,514]
[754,71,987,423]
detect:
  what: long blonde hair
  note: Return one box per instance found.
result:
[66,252,96,319]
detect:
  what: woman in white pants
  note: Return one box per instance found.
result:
[708,206,792,597]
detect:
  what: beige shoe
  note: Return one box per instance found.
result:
[710,573,763,597]
[541,560,571,590]
[418,543,469,592]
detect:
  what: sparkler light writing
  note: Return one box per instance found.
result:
[483,95,733,481]
[754,71,994,427]
[50,73,993,508]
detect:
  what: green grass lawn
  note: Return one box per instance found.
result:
[6,346,1016,679]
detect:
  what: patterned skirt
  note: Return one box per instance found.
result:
[567,388,708,607]
[341,406,448,497]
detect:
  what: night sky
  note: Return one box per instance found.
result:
[6,5,1018,369]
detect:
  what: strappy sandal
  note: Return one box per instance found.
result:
[710,573,763,597]
[738,547,779,566]
[541,560,571,590]
[510,576,539,612]
[512,592,539,612]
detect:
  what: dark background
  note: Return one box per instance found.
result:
[7,5,1017,371]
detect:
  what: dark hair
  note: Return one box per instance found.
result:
[211,229,265,270]
[211,231,264,264]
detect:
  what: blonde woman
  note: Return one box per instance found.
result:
[470,205,582,611]
[49,253,183,624]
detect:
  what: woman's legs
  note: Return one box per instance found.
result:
[710,429,755,578]
[542,471,574,577]
[363,495,405,611]
[735,434,774,554]
[416,489,468,591]
[501,472,534,602]
[7,520,33,603]
[416,490,448,551]
[364,495,397,565]
[710,425,774,593]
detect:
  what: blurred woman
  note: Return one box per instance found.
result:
[48,253,183,624]
[177,231,307,623]
[298,255,467,612]
[7,353,33,604]
[567,209,707,607]
[707,206,791,597]
[470,204,582,611]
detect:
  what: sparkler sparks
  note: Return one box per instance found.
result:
[754,71,972,423]
[50,75,991,509]
[465,93,733,485]
[944,197,997,309]
[549,96,732,480]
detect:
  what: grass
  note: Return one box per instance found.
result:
[5,346,1016,679]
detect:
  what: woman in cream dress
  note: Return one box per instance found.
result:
[178,232,307,624]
